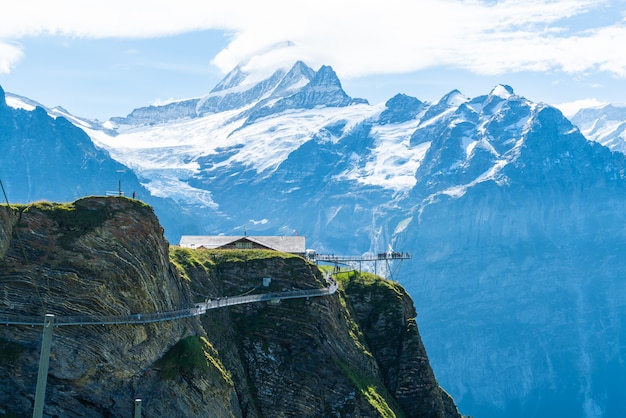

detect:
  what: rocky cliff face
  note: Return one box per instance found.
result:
[0,197,460,417]
[0,197,203,417]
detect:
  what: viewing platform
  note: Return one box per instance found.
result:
[306,251,410,280]
[310,252,411,262]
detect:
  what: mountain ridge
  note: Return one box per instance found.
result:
[3,60,626,417]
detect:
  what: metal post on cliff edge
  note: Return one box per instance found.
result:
[33,314,55,418]
[117,169,125,196]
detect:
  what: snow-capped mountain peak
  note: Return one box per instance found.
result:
[108,61,360,129]
[443,89,469,107]
[490,84,514,99]
[268,60,316,98]
[570,103,626,154]
[210,64,250,93]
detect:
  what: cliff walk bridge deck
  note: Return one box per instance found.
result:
[0,274,338,327]
[312,252,411,262]
[310,251,411,280]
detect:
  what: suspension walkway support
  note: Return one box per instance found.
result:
[134,399,142,418]
[32,314,54,418]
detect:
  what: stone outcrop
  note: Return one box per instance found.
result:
[342,275,459,417]
[0,197,460,417]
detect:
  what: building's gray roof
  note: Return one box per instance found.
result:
[179,235,306,253]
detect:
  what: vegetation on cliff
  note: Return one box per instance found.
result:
[156,335,233,385]
[0,338,25,363]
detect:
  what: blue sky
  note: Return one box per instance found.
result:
[0,0,625,120]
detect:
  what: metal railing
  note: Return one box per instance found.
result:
[0,276,338,327]
[314,253,411,262]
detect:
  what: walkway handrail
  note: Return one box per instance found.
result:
[0,275,338,327]
[315,253,411,262]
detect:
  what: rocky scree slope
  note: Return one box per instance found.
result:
[0,196,460,417]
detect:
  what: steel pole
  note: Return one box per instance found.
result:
[33,314,55,418]
[134,398,142,418]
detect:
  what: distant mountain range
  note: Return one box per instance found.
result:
[3,61,626,417]
[570,104,626,154]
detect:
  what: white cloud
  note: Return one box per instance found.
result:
[0,41,23,74]
[554,98,608,117]
[1,0,624,81]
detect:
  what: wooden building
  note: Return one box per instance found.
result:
[179,235,306,255]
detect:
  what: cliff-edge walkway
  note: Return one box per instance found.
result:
[0,274,338,327]
[1,270,339,417]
